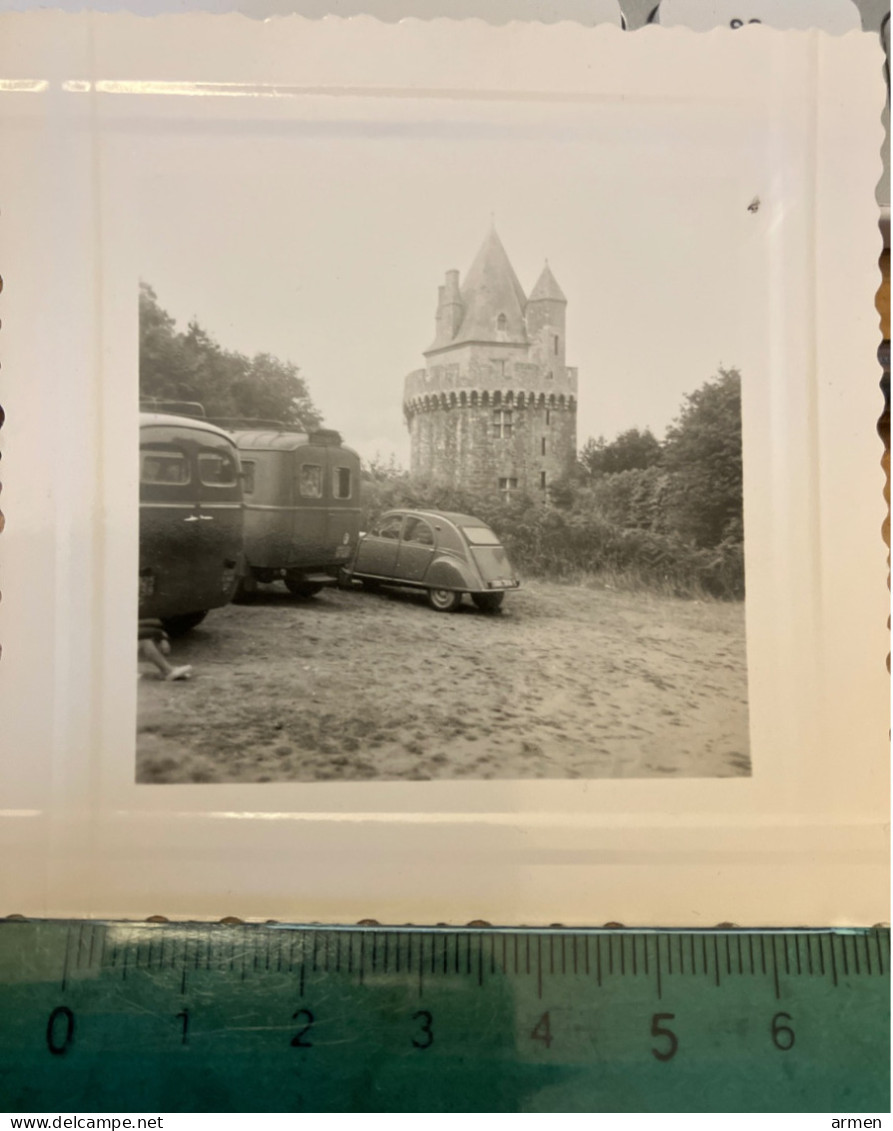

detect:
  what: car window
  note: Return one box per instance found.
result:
[374,515,404,540]
[461,525,501,546]
[141,448,190,485]
[402,517,435,547]
[198,450,239,487]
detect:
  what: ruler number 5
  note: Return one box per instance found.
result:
[651,1013,678,1062]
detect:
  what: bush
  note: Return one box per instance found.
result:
[359,474,744,599]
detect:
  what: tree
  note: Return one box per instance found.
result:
[662,368,743,547]
[580,427,662,478]
[139,282,322,428]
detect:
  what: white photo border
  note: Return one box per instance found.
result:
[0,15,887,925]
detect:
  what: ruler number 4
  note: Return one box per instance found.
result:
[530,1011,553,1049]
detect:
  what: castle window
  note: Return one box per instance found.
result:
[497,313,507,332]
[545,410,551,425]
[492,409,513,438]
[540,471,547,490]
[499,477,518,497]
[492,358,507,378]
[546,370,553,380]
[541,437,547,456]
[553,335,560,355]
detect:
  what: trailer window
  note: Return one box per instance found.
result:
[299,464,323,498]
[334,466,352,499]
[241,460,256,496]
[141,449,190,485]
[198,451,239,487]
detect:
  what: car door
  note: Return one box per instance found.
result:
[353,512,403,577]
[393,515,437,582]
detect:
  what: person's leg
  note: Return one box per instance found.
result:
[138,637,176,677]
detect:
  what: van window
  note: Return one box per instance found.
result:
[141,449,190,485]
[198,451,238,487]
[241,460,256,496]
[334,467,352,499]
[299,464,323,498]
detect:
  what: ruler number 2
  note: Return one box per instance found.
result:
[291,1008,315,1048]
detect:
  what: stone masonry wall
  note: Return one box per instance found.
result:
[408,399,577,496]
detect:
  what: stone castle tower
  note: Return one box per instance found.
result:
[403,227,578,497]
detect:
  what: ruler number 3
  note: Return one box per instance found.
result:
[412,1010,434,1049]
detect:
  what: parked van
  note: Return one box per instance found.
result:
[139,412,244,633]
[223,423,362,597]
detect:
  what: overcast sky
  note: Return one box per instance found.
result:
[136,96,764,464]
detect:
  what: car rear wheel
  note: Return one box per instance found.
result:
[472,592,505,613]
[284,578,324,598]
[427,587,462,612]
[233,573,258,603]
[161,610,208,636]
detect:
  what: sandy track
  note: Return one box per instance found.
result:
[137,581,750,783]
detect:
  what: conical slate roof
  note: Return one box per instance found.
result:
[529,261,566,303]
[452,228,528,345]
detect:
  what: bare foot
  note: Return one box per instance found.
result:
[166,665,193,682]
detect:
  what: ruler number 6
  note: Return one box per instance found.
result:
[651,1013,678,1062]
[771,1011,795,1051]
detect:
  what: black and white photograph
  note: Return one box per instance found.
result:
[134,96,752,785]
[0,13,886,928]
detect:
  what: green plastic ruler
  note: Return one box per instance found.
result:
[0,920,888,1113]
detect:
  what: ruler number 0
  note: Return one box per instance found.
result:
[771,1011,795,1051]
[46,1006,75,1056]
[651,1013,678,1062]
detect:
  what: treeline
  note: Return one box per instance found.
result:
[365,368,744,599]
[139,282,323,428]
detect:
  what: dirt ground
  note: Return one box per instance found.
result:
[136,580,750,783]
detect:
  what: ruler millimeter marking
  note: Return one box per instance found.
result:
[0,921,888,1113]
